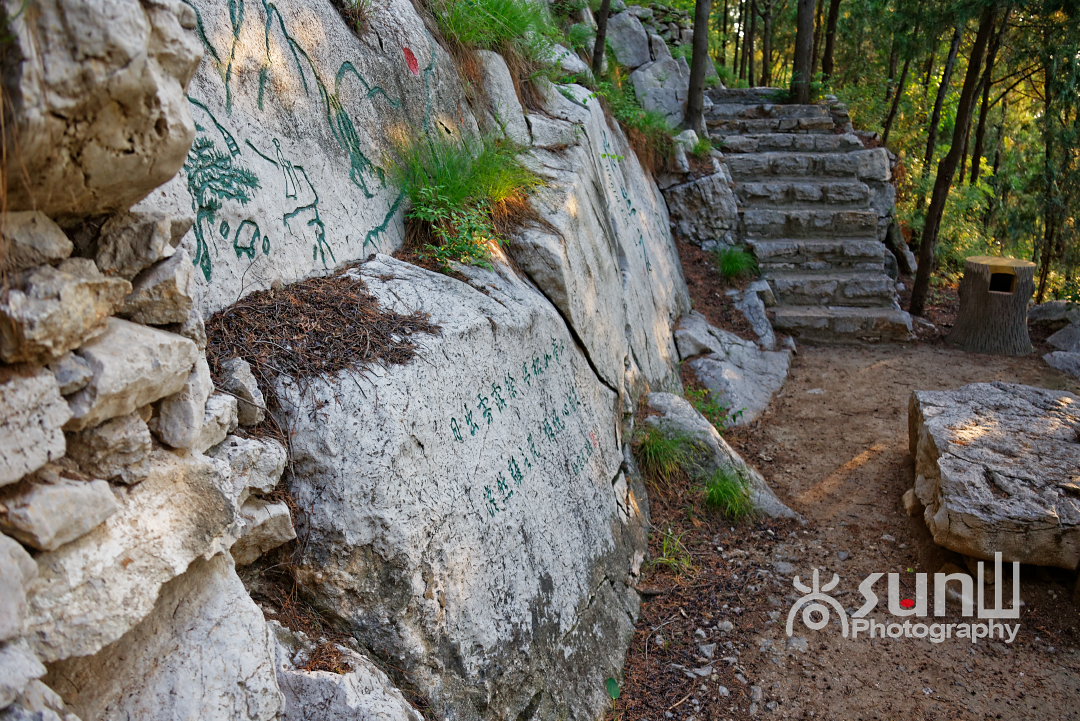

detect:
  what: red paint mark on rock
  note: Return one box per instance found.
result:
[404,47,420,75]
[901,598,916,609]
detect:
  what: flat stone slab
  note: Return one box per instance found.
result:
[909,382,1080,569]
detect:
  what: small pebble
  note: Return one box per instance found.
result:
[837,550,850,561]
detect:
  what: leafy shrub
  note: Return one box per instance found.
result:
[336,0,371,33]
[388,133,542,270]
[713,246,759,279]
[702,467,756,521]
[592,68,675,170]
[689,135,713,158]
[633,424,694,487]
[566,22,595,51]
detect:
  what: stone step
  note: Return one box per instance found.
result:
[718,133,866,155]
[771,305,914,343]
[741,208,879,239]
[707,102,831,121]
[748,238,888,270]
[706,116,838,134]
[767,271,897,307]
[725,150,891,182]
[736,179,871,208]
[707,87,791,105]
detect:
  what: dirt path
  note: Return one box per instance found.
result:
[615,344,1080,721]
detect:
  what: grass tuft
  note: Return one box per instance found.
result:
[633,424,696,488]
[649,527,694,574]
[593,67,675,173]
[702,467,756,521]
[387,132,542,270]
[713,246,759,280]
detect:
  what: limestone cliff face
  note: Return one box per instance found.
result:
[0,1,699,719]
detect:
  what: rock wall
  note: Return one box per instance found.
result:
[0,0,711,720]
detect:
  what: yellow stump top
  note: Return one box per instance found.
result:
[965,255,1036,274]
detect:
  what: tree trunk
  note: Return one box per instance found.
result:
[821,0,841,82]
[922,42,936,91]
[686,0,714,135]
[791,0,815,102]
[747,0,757,85]
[884,38,899,105]
[590,0,613,76]
[970,8,1006,184]
[909,4,996,317]
[811,0,825,79]
[947,256,1035,355]
[881,55,911,145]
[734,0,744,78]
[761,5,773,86]
[719,0,729,66]
[915,25,961,216]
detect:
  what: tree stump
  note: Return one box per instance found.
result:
[947,256,1035,355]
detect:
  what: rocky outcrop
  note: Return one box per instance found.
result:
[1,0,202,218]
[909,382,1080,569]
[675,311,791,425]
[645,392,799,519]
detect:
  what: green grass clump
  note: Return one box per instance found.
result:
[633,424,695,487]
[689,135,713,158]
[433,0,555,67]
[649,527,694,574]
[593,69,675,169]
[566,22,595,51]
[713,246,759,279]
[684,388,743,431]
[702,467,756,521]
[388,132,542,270]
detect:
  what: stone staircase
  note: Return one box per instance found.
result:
[706,88,913,343]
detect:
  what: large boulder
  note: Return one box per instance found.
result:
[138,0,478,313]
[605,12,651,69]
[1,0,202,218]
[630,56,690,126]
[1047,322,1080,353]
[511,83,689,394]
[1044,351,1080,380]
[282,256,646,721]
[909,382,1080,569]
[674,311,791,425]
[47,554,283,721]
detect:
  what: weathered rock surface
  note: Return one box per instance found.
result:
[65,412,153,484]
[220,357,266,426]
[1047,322,1080,353]
[282,256,645,721]
[24,451,235,662]
[65,319,197,431]
[191,393,239,454]
[512,83,688,393]
[79,211,188,280]
[46,354,92,396]
[231,499,295,566]
[119,249,196,325]
[1028,300,1080,327]
[0,679,80,721]
[152,356,212,449]
[140,0,477,313]
[0,264,130,364]
[209,435,287,504]
[664,170,740,248]
[475,50,530,146]
[675,311,791,425]
[645,392,800,520]
[0,473,119,552]
[606,11,651,68]
[0,368,71,487]
[909,382,1080,569]
[0,535,37,642]
[48,554,283,721]
[273,624,423,721]
[631,56,690,126]
[0,641,46,710]
[0,213,73,274]
[1,0,202,218]
[1043,351,1080,381]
